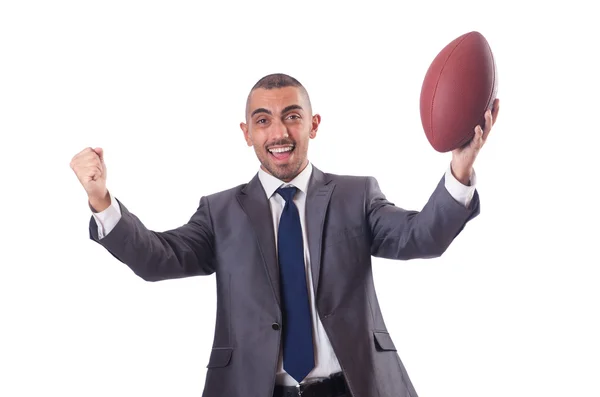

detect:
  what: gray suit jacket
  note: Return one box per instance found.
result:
[89,165,480,397]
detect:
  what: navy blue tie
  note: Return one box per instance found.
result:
[276,186,315,383]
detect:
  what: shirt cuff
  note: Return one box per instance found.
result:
[90,192,122,239]
[444,164,476,208]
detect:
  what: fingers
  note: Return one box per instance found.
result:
[93,147,104,161]
[470,125,484,150]
[491,98,500,124]
[482,97,500,140]
[71,147,103,166]
[90,164,103,181]
[482,109,493,141]
[462,99,500,154]
[70,147,105,177]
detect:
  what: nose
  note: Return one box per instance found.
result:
[270,119,289,141]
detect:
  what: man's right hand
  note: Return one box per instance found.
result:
[70,147,111,212]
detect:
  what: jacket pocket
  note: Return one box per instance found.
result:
[373,331,397,351]
[206,347,233,368]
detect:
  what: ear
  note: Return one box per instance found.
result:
[240,122,253,147]
[309,114,321,139]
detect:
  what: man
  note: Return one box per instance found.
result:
[70,73,499,397]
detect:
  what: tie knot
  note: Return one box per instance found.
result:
[276,186,298,202]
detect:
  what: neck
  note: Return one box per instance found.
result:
[261,160,309,182]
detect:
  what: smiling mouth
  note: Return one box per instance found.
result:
[268,145,295,161]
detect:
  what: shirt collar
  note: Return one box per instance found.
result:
[258,162,313,199]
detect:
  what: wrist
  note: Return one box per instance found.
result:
[89,190,111,212]
[450,162,472,186]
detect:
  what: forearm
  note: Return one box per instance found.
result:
[450,159,472,186]
[444,163,476,208]
[367,175,479,260]
[90,191,121,239]
[90,197,216,281]
[89,191,111,213]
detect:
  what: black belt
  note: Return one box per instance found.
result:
[273,372,347,397]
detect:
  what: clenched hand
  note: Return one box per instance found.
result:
[70,147,111,211]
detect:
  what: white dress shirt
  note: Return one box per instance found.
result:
[91,162,476,385]
[257,162,343,385]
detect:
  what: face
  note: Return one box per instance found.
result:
[240,86,320,182]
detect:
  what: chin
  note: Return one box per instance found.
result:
[266,161,303,181]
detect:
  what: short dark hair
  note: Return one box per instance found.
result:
[251,73,304,91]
[245,73,312,119]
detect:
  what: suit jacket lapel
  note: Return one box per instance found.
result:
[236,174,281,308]
[306,166,335,299]
[235,166,335,309]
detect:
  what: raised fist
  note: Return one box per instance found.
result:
[70,147,108,206]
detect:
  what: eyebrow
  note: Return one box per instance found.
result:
[282,104,303,114]
[251,104,304,118]
[251,107,271,117]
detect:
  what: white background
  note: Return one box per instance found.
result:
[1,1,599,396]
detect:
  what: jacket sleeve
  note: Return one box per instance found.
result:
[89,196,216,281]
[366,174,480,260]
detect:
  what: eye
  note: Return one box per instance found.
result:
[286,114,300,120]
[256,118,267,124]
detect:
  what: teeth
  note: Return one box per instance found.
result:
[269,146,293,153]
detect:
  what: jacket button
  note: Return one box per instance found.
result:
[272,322,281,330]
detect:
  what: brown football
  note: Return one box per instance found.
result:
[420,31,498,152]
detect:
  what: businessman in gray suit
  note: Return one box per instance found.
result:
[70,73,500,397]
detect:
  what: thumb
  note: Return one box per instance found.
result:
[93,147,104,161]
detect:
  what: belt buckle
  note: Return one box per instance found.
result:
[296,384,303,397]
